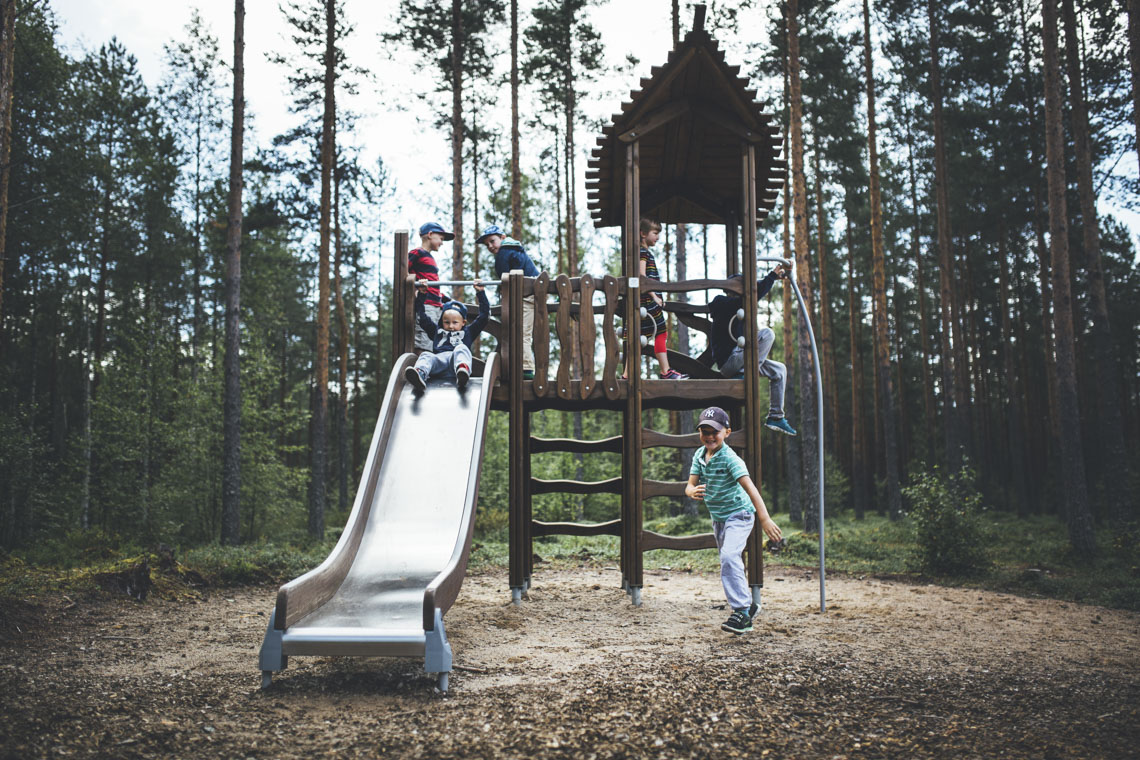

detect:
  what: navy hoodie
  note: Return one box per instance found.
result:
[415,290,490,354]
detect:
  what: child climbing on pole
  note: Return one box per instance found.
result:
[406,281,490,393]
[708,267,797,436]
[684,406,783,634]
[476,224,541,380]
[639,218,688,379]
[408,222,454,351]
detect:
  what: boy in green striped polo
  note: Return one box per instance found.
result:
[685,406,783,634]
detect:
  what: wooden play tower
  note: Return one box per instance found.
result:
[392,7,785,606]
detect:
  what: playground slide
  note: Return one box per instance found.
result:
[259,352,500,692]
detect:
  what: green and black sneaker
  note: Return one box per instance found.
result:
[722,608,753,635]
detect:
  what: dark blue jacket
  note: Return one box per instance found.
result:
[708,271,780,368]
[493,239,540,279]
[416,290,490,354]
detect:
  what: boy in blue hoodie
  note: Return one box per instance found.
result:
[406,281,490,392]
[476,225,541,380]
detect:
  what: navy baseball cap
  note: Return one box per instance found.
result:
[698,406,731,431]
[419,221,455,241]
[440,300,467,320]
[476,224,505,244]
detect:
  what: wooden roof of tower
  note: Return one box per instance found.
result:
[586,6,785,227]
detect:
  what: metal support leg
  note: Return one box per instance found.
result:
[751,585,762,613]
[511,587,523,605]
[630,586,642,607]
[258,609,287,689]
[425,608,452,691]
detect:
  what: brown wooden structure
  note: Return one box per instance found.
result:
[391,7,785,605]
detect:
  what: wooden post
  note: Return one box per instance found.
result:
[392,230,409,362]
[623,141,645,599]
[523,410,533,587]
[507,271,526,595]
[726,214,740,277]
[741,143,764,590]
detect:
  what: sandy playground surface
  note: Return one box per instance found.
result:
[1,565,1138,759]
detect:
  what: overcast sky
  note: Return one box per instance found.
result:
[47,0,1138,281]
[49,0,721,282]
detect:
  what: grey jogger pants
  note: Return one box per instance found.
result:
[719,327,786,419]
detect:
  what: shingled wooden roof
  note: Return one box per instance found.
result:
[587,9,785,228]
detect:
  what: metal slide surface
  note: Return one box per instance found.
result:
[279,368,493,658]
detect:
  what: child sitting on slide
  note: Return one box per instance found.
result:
[406,281,490,393]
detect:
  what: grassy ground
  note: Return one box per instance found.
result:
[3,511,1137,611]
[470,510,1140,611]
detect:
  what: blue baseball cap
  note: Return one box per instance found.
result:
[476,224,505,244]
[419,221,455,241]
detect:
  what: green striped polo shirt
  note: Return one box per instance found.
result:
[690,443,754,521]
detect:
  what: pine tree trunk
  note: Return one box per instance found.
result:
[998,225,1029,515]
[927,0,961,465]
[82,283,92,530]
[450,0,464,280]
[0,0,15,351]
[1129,0,1140,155]
[864,0,902,520]
[510,0,521,238]
[352,248,361,478]
[782,158,803,525]
[905,122,935,463]
[787,0,819,532]
[1019,0,1061,512]
[310,0,336,540]
[847,213,867,520]
[1041,0,1096,554]
[221,0,245,546]
[334,159,349,515]
[813,147,837,454]
[1062,0,1129,520]
[893,275,909,476]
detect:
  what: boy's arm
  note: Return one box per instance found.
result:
[414,293,437,339]
[756,270,780,301]
[466,289,491,339]
[737,475,782,543]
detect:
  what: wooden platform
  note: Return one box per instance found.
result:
[491,378,744,412]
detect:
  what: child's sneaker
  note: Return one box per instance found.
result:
[660,368,689,379]
[456,364,471,391]
[722,608,753,635]
[405,366,427,393]
[764,416,797,436]
[522,370,535,380]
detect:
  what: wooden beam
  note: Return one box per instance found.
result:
[642,429,747,449]
[640,277,742,295]
[618,98,692,143]
[642,479,688,499]
[533,519,622,538]
[641,531,717,552]
[532,477,622,495]
[531,435,622,454]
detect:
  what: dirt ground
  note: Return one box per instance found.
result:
[1,566,1138,759]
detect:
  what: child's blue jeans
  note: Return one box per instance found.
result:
[712,510,755,611]
[414,344,472,380]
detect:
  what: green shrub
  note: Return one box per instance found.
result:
[904,466,990,576]
[474,506,510,542]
